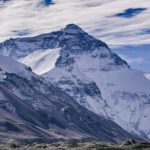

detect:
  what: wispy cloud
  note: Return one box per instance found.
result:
[12,29,31,36]
[119,55,147,64]
[0,0,150,47]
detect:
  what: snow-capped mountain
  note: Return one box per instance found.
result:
[0,24,150,140]
[0,54,136,143]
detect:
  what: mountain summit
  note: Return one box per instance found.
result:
[63,23,85,33]
[0,24,150,140]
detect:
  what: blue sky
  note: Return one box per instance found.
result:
[43,0,54,6]
[114,8,147,18]
[0,0,149,72]
[113,45,150,72]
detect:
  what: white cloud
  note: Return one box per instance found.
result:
[0,0,150,47]
[144,73,150,80]
[119,55,147,64]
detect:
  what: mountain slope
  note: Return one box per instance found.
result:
[0,54,136,143]
[0,24,150,139]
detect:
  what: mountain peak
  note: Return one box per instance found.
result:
[63,24,85,34]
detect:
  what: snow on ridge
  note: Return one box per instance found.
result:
[19,48,61,75]
[0,54,32,80]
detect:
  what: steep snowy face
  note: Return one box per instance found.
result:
[0,24,150,139]
[55,25,129,72]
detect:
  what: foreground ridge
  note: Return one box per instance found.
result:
[0,141,150,150]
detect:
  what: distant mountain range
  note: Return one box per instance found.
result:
[0,24,150,143]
